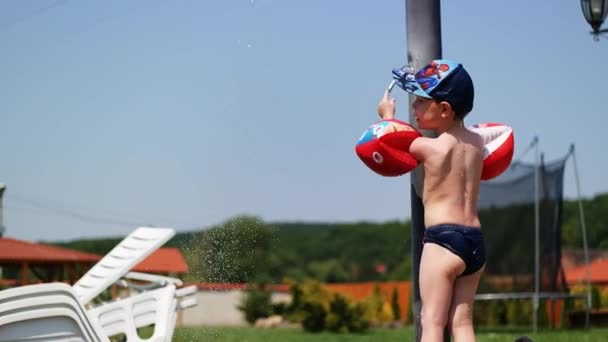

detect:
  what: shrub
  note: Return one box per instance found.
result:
[285,280,370,333]
[325,293,370,334]
[475,299,549,327]
[364,284,393,324]
[570,284,601,310]
[325,294,348,333]
[271,301,289,316]
[238,286,273,324]
[348,302,372,333]
[505,299,532,326]
[600,286,608,308]
[302,301,326,332]
[391,287,401,321]
[478,300,506,326]
[284,280,332,331]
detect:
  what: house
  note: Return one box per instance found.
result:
[565,258,608,287]
[132,246,189,276]
[0,237,100,286]
[0,237,189,286]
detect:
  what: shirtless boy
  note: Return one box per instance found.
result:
[377,59,486,342]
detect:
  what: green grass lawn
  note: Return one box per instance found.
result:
[172,325,608,341]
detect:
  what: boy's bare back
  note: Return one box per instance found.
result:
[411,126,484,228]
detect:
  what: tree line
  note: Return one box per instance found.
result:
[51,192,608,284]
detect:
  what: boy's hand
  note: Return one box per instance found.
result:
[377,89,395,120]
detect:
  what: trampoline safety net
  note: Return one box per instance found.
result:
[477,152,569,294]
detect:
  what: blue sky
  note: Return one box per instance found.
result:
[1,0,607,242]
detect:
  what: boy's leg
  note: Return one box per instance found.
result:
[447,267,484,342]
[419,243,466,342]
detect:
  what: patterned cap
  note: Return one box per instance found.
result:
[392,59,475,117]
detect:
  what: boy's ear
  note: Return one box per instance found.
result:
[439,101,454,119]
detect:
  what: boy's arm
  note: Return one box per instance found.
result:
[409,136,434,162]
[375,89,432,162]
[377,89,395,120]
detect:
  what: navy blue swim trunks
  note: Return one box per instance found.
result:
[423,224,486,276]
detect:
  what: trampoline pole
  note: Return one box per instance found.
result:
[570,144,591,329]
[533,138,540,333]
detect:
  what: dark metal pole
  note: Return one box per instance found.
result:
[405,1,442,341]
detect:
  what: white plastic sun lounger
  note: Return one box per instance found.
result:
[73,227,176,306]
[0,282,107,342]
[0,227,197,342]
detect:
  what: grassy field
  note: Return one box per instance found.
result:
[171,325,608,341]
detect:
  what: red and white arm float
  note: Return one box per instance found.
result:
[467,123,514,180]
[355,120,514,180]
[355,119,421,177]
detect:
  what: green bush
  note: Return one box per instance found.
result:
[284,281,306,323]
[349,302,371,333]
[325,294,348,333]
[570,284,601,310]
[238,286,273,324]
[284,280,331,331]
[600,286,608,308]
[302,302,326,332]
[474,298,557,327]
[505,299,532,326]
[271,302,289,316]
[325,293,370,334]
[474,300,506,326]
[363,284,393,324]
[391,287,401,321]
[284,280,370,334]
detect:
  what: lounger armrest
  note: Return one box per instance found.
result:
[175,285,197,298]
[123,271,183,286]
[177,297,198,310]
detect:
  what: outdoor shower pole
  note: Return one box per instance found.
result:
[406,1,442,341]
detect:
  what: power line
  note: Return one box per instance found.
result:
[6,195,148,226]
[6,194,159,226]
[5,193,203,231]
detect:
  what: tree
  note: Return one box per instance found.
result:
[185,215,276,283]
[307,259,351,283]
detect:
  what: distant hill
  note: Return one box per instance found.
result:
[50,193,608,283]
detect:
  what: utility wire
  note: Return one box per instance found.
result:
[6,196,148,226]
[6,193,203,231]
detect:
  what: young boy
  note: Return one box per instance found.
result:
[377,59,486,342]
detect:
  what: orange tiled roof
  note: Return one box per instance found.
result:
[133,247,189,274]
[0,238,189,274]
[565,258,608,285]
[0,237,101,263]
